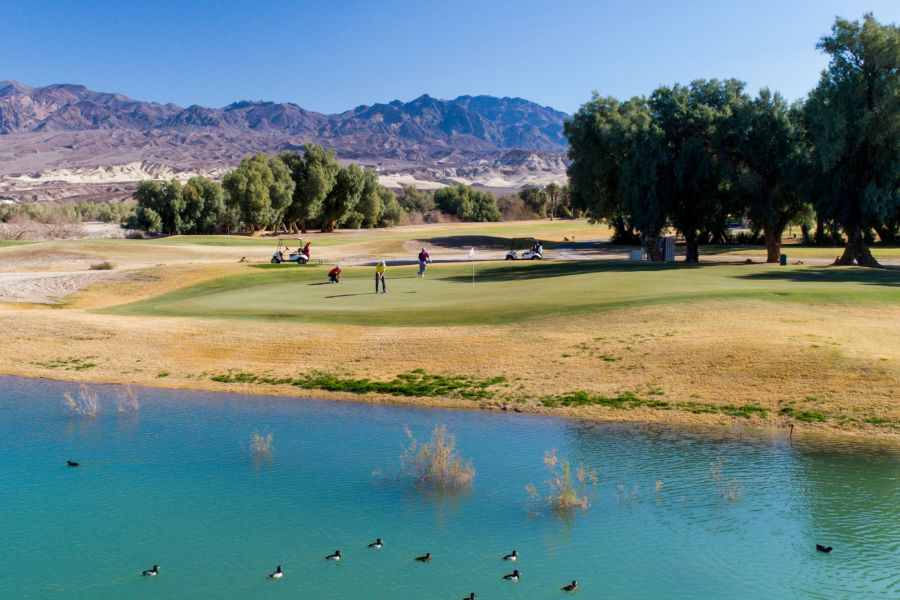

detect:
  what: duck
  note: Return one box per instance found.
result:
[325,550,342,561]
[816,544,833,553]
[267,564,283,579]
[462,594,477,600]
[415,552,432,562]
[67,460,80,467]
[503,549,518,561]
[562,580,578,592]
[502,569,520,582]
[141,564,159,577]
[368,538,384,550]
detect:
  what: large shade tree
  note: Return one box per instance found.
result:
[320,164,366,232]
[281,144,341,233]
[223,153,294,232]
[650,79,747,263]
[565,95,668,257]
[731,90,810,262]
[804,14,900,267]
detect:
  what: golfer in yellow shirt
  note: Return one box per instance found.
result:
[375,260,387,294]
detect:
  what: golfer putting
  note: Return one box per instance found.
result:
[375,261,387,294]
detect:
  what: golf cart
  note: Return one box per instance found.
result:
[271,239,309,264]
[506,249,543,260]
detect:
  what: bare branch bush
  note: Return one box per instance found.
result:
[527,449,597,513]
[62,384,101,417]
[401,425,474,490]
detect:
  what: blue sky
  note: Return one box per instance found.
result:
[4,0,898,114]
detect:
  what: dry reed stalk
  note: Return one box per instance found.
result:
[401,425,474,489]
[62,384,101,417]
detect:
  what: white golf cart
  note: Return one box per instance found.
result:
[271,240,309,264]
[506,244,543,260]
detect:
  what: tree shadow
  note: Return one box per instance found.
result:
[737,267,900,287]
[417,235,592,250]
[442,260,690,282]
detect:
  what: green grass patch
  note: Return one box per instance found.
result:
[210,368,506,400]
[542,391,768,419]
[863,416,894,426]
[780,407,828,422]
[32,356,98,371]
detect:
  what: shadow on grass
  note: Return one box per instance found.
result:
[325,293,377,299]
[442,260,695,282]
[737,267,900,287]
[418,235,590,251]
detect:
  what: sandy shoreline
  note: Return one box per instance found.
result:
[3,365,897,443]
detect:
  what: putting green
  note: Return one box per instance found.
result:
[103,261,900,326]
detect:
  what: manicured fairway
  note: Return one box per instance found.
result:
[105,261,900,326]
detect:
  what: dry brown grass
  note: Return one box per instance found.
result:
[1,226,898,439]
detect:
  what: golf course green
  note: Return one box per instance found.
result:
[105,261,900,327]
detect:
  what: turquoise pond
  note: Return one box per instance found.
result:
[1,376,898,599]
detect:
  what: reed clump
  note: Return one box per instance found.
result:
[62,384,101,417]
[401,425,475,490]
[526,449,597,513]
[250,428,274,458]
[114,385,140,415]
[710,460,742,502]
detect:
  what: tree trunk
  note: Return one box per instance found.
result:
[800,223,811,245]
[835,222,881,267]
[763,223,785,263]
[814,213,827,246]
[684,232,699,263]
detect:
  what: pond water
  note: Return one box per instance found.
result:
[1,376,898,599]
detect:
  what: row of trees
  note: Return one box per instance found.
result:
[565,14,899,265]
[130,145,404,234]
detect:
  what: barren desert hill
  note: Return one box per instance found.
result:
[0,81,569,197]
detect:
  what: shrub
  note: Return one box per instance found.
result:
[89,261,115,270]
[62,385,101,417]
[433,185,501,222]
[401,425,474,490]
[114,385,140,415]
[526,449,597,513]
[250,428,274,458]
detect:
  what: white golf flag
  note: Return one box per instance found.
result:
[469,247,475,259]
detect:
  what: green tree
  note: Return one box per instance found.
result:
[731,90,810,262]
[357,170,384,228]
[132,180,184,234]
[223,153,295,232]
[398,185,435,213]
[321,164,366,232]
[378,188,404,226]
[433,185,501,222]
[545,182,561,219]
[650,79,748,262]
[565,95,668,257]
[181,176,226,234]
[518,186,547,216]
[804,14,900,266]
[281,144,340,232]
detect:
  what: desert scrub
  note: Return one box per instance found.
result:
[526,450,597,513]
[89,261,115,270]
[401,425,474,490]
[211,369,505,400]
[62,385,101,417]
[250,428,274,458]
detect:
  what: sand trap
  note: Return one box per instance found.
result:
[0,270,122,304]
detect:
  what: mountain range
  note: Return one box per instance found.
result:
[0,81,570,200]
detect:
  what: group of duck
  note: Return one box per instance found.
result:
[141,540,579,595]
